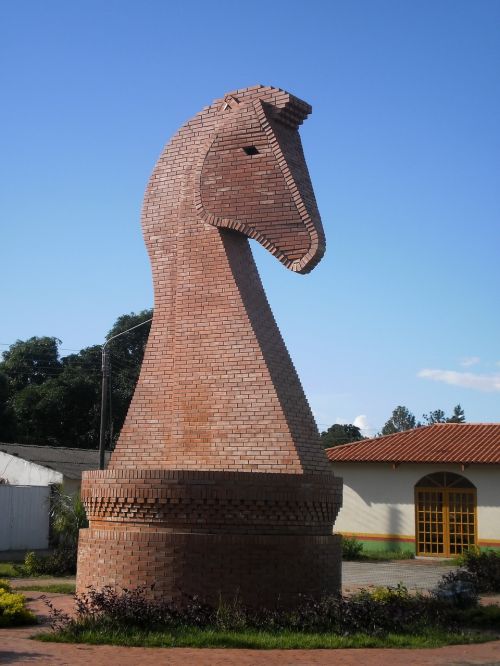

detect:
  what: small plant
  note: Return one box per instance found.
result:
[460,548,500,593]
[342,535,364,560]
[368,583,411,602]
[435,548,500,600]
[434,572,478,609]
[214,593,247,631]
[0,579,12,592]
[23,551,43,576]
[22,549,75,577]
[0,583,37,627]
[44,583,464,639]
[49,487,88,552]
[21,488,88,577]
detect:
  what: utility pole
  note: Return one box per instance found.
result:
[98,317,153,470]
[98,346,110,471]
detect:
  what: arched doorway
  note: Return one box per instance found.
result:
[415,472,477,557]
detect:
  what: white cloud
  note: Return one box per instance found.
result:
[418,368,500,392]
[460,356,480,367]
[334,414,373,438]
[353,414,372,438]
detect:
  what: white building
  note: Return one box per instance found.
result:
[0,444,109,553]
[327,423,500,557]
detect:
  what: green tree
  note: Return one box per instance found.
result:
[423,404,466,425]
[0,372,16,440]
[447,404,466,423]
[422,409,447,425]
[0,310,152,448]
[320,423,364,448]
[1,337,61,392]
[381,405,417,436]
[9,369,100,447]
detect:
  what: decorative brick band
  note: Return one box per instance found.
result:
[81,469,342,535]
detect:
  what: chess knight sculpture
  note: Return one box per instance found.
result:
[77,85,342,606]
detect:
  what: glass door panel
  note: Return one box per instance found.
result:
[416,487,476,557]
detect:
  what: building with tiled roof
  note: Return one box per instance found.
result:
[326,423,500,557]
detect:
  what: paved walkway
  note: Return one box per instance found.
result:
[2,608,500,666]
[2,562,500,665]
[8,559,456,596]
[342,559,457,593]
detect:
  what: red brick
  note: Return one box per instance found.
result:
[78,85,342,606]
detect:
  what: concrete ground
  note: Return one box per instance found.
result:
[2,561,500,665]
[342,558,457,593]
[8,558,457,596]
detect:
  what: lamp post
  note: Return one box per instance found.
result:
[98,317,152,470]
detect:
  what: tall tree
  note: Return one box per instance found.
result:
[422,409,447,425]
[423,404,466,425]
[447,404,466,423]
[0,311,152,448]
[320,423,364,448]
[0,372,16,440]
[381,405,417,436]
[1,337,62,392]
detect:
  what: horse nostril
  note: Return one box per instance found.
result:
[243,146,259,156]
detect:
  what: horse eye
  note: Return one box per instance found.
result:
[242,146,259,156]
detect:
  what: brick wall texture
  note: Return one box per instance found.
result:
[77,85,343,607]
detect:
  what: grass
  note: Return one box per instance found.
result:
[0,562,24,578]
[35,626,493,649]
[360,550,415,561]
[457,604,500,630]
[0,561,75,581]
[15,583,76,594]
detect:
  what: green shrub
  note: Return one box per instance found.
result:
[23,549,76,577]
[20,488,87,577]
[50,487,87,552]
[342,535,364,560]
[0,587,36,627]
[461,549,500,592]
[437,549,500,599]
[0,579,12,592]
[44,584,463,638]
[368,583,411,603]
[23,551,43,576]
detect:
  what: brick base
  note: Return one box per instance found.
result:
[77,527,341,607]
[77,469,342,607]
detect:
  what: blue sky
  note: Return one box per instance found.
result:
[1,0,499,435]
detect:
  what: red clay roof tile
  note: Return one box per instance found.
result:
[325,423,500,464]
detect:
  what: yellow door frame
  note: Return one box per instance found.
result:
[415,486,477,557]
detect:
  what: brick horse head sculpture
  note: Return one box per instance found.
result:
[78,85,343,607]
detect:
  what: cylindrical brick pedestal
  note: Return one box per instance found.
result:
[77,469,342,606]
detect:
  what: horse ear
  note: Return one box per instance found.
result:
[218,94,242,113]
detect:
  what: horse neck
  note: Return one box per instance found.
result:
[110,112,330,475]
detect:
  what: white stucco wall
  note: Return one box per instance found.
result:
[0,451,63,486]
[331,462,500,545]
